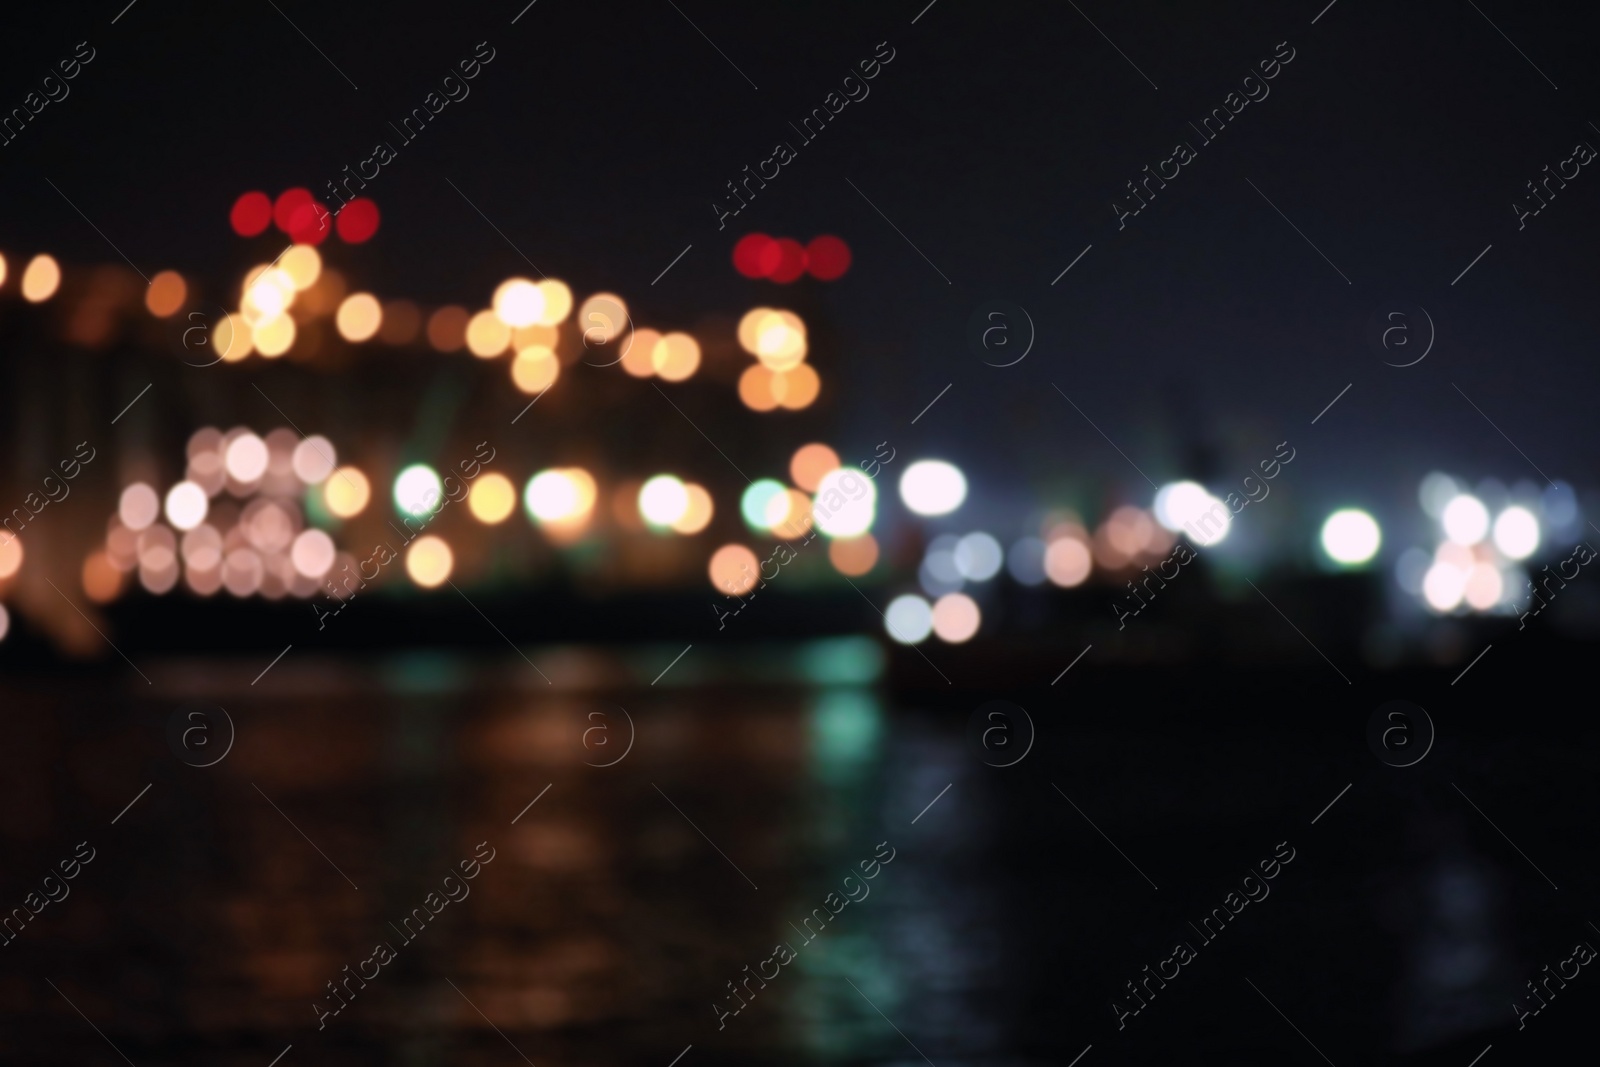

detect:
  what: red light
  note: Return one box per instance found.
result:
[769,238,807,284]
[273,188,313,234]
[732,233,780,278]
[336,198,380,244]
[230,191,273,237]
[805,235,851,280]
[286,200,331,245]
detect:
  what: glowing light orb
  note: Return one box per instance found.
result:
[898,460,966,517]
[493,278,547,328]
[931,593,981,643]
[640,475,690,528]
[812,469,877,537]
[394,464,444,517]
[324,467,371,518]
[405,536,453,588]
[1441,494,1489,545]
[1320,508,1381,565]
[164,481,209,531]
[468,472,517,524]
[884,595,934,644]
[1492,506,1539,560]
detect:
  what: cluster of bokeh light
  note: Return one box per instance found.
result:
[1397,472,1577,614]
[731,233,851,282]
[736,308,818,410]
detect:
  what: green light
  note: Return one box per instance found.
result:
[740,479,787,530]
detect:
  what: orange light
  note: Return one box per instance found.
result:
[21,255,60,302]
[379,300,422,344]
[652,332,701,382]
[621,328,659,378]
[738,364,780,411]
[82,550,123,602]
[789,443,840,492]
[511,345,560,394]
[427,305,470,352]
[466,309,511,357]
[829,534,879,576]
[776,362,820,409]
[708,543,760,595]
[0,533,22,579]
[145,271,187,317]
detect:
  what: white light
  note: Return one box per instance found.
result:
[164,481,209,531]
[119,483,161,531]
[1441,494,1489,545]
[813,468,878,537]
[225,433,269,482]
[394,464,444,517]
[292,436,337,484]
[1320,508,1381,565]
[493,279,547,328]
[884,594,933,644]
[525,470,580,523]
[1155,480,1229,545]
[954,532,1003,581]
[1492,506,1539,560]
[899,460,967,517]
[639,475,690,527]
[1422,561,1466,611]
[290,529,336,578]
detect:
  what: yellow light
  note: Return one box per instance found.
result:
[215,312,253,362]
[577,292,629,349]
[511,323,558,350]
[468,472,517,524]
[511,345,560,394]
[21,254,60,302]
[324,466,371,518]
[336,293,383,342]
[82,550,122,603]
[466,309,512,357]
[281,245,322,291]
[671,484,714,534]
[776,363,820,409]
[639,475,690,527]
[537,279,573,325]
[652,332,701,382]
[253,314,296,358]
[751,310,806,370]
[405,535,453,588]
[621,328,659,378]
[145,271,187,317]
[493,278,546,328]
[737,307,774,354]
[790,443,840,492]
[242,268,295,326]
[0,252,7,288]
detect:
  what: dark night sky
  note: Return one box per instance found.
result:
[4,0,1598,544]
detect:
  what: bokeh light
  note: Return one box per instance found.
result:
[119,483,161,531]
[652,332,701,382]
[885,594,933,644]
[537,279,573,325]
[291,436,337,484]
[145,271,186,317]
[733,233,782,278]
[954,533,1003,581]
[776,363,820,409]
[467,310,512,357]
[1422,561,1467,611]
[621,328,660,378]
[511,345,560,394]
[325,467,371,518]
[1442,494,1490,545]
[0,534,22,579]
[21,255,60,302]
[899,460,967,516]
[405,536,453,588]
[811,469,877,537]
[335,198,380,243]
[641,475,691,528]
[427,305,470,352]
[1320,509,1381,566]
[164,481,209,531]
[741,479,789,531]
[230,191,273,237]
[394,464,444,517]
[932,593,981,642]
[829,534,879,576]
[709,544,760,595]
[805,235,852,280]
[1492,506,1540,560]
[468,472,517,524]
[789,443,841,493]
[290,529,336,578]
[1045,536,1093,587]
[82,551,122,602]
[253,314,296,358]
[335,293,382,342]
[225,433,270,482]
[493,279,546,328]
[281,245,323,291]
[671,484,715,535]
[1007,537,1048,585]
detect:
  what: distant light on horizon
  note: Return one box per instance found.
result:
[899,460,966,517]
[1320,508,1381,566]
